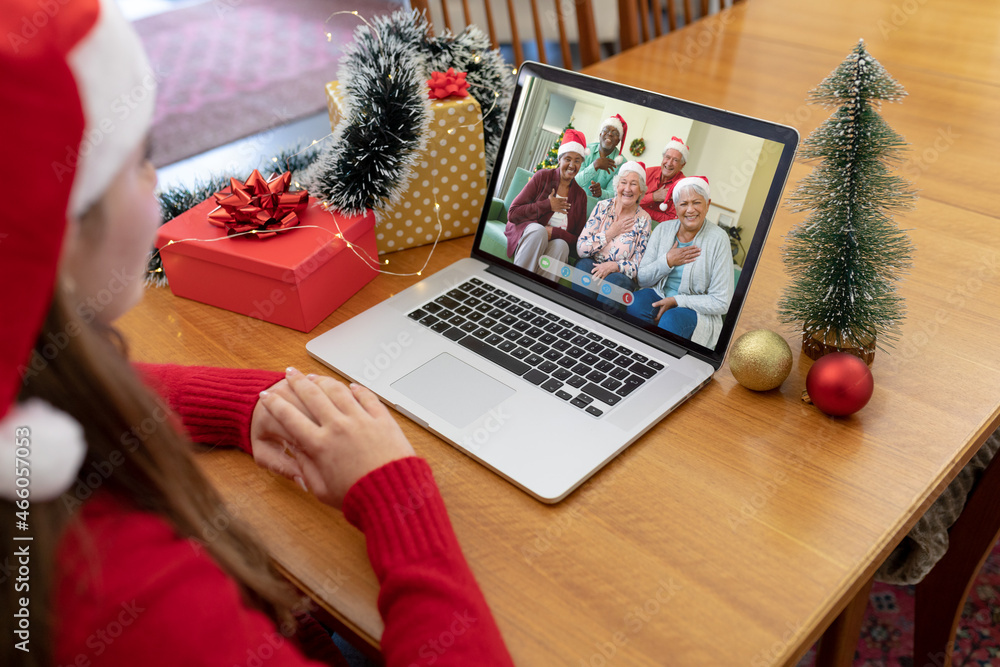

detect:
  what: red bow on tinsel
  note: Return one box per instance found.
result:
[207,170,308,239]
[427,68,470,99]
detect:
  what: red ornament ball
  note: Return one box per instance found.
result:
[805,352,874,417]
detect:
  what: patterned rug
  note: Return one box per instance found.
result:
[796,538,1000,666]
[133,0,404,167]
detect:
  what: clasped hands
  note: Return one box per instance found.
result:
[251,367,414,508]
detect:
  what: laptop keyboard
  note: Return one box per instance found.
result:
[406,277,665,417]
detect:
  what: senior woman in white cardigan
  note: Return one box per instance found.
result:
[625,176,734,347]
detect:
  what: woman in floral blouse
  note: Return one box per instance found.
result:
[574,161,652,305]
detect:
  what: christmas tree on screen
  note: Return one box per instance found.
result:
[535,120,575,171]
[778,40,915,359]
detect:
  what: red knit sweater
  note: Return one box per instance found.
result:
[54,364,513,666]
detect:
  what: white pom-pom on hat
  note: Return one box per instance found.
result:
[1,400,86,503]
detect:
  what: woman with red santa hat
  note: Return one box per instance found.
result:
[0,2,513,666]
[505,128,589,280]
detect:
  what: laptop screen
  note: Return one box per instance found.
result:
[470,62,798,370]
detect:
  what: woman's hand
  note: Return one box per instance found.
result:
[591,261,620,280]
[258,368,415,509]
[588,180,602,197]
[652,296,678,321]
[606,210,635,241]
[665,238,700,268]
[250,378,307,483]
[548,189,570,213]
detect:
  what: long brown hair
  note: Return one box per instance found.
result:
[1,289,300,666]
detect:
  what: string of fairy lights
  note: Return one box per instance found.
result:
[149,9,511,282]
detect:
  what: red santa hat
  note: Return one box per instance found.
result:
[0,0,155,501]
[661,176,710,212]
[557,128,588,159]
[600,114,628,155]
[673,176,710,201]
[617,161,646,184]
[663,136,690,163]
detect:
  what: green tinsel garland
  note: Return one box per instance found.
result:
[302,9,513,221]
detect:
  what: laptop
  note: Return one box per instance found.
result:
[307,62,798,503]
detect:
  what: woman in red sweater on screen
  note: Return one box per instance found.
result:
[0,2,513,666]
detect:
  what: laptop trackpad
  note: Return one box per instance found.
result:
[391,353,516,429]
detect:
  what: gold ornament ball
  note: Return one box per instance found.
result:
[729,329,793,391]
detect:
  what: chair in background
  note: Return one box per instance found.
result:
[408,0,603,70]
[618,0,745,51]
[409,0,748,70]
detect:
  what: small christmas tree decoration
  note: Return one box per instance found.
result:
[804,352,874,417]
[536,121,575,171]
[778,40,915,364]
[728,329,793,391]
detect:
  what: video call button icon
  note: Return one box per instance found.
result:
[537,256,634,306]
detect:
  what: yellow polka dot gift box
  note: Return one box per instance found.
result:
[325,81,487,254]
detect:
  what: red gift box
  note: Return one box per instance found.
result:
[156,197,378,332]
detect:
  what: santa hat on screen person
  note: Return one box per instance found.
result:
[616,161,646,184]
[0,0,155,502]
[557,128,588,159]
[660,175,709,212]
[600,114,628,158]
[663,136,690,164]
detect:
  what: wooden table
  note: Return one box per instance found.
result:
[121,0,1000,663]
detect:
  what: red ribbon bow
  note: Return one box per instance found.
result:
[427,68,470,100]
[207,170,308,239]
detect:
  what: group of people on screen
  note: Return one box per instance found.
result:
[503,114,735,348]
